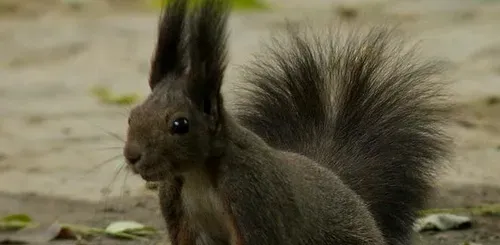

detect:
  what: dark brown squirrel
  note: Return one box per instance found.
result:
[122,0,451,244]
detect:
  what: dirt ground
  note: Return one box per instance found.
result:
[0,0,499,244]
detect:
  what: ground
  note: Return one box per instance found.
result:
[0,0,499,244]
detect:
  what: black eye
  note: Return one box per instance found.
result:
[128,117,131,125]
[171,117,189,135]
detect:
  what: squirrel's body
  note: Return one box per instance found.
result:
[123,0,451,244]
[160,118,384,244]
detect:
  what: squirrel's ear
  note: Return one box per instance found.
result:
[149,0,188,90]
[186,0,230,126]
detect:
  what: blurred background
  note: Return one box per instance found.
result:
[0,0,499,244]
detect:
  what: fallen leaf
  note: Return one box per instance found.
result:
[104,221,157,240]
[414,213,472,232]
[52,223,79,240]
[105,221,145,234]
[148,0,268,10]
[59,223,106,238]
[0,214,35,231]
[89,85,140,106]
[1,214,32,223]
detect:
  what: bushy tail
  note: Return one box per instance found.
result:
[235,24,451,245]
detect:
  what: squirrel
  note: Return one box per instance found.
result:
[123,0,451,244]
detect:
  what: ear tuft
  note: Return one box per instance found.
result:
[149,0,189,89]
[187,0,230,102]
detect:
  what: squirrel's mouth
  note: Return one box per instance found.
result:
[128,162,172,182]
[138,171,167,182]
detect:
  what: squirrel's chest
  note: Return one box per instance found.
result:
[180,173,231,241]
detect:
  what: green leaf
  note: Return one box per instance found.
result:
[0,214,36,231]
[1,214,32,223]
[148,0,268,11]
[231,0,268,10]
[90,85,141,106]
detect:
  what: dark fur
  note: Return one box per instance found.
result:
[149,0,188,89]
[123,0,451,245]
[235,24,451,245]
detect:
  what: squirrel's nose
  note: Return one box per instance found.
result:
[123,143,142,165]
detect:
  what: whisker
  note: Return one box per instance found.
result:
[100,162,126,211]
[101,129,126,143]
[109,162,126,190]
[84,121,126,143]
[121,169,130,198]
[80,154,123,179]
[91,146,124,151]
[73,116,126,143]
[116,109,132,118]
[119,169,131,220]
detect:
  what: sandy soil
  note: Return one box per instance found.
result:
[0,0,499,244]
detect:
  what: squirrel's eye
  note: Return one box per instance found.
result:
[127,117,131,125]
[171,117,189,135]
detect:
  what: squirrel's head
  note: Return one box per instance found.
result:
[123,0,229,181]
